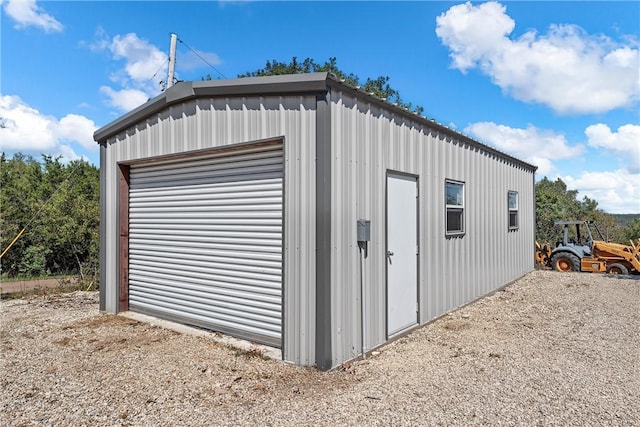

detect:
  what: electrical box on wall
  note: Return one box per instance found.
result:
[357,219,371,258]
[357,219,370,242]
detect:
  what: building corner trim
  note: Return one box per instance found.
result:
[315,91,332,370]
[99,145,107,311]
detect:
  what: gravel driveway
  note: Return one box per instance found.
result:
[1,270,639,426]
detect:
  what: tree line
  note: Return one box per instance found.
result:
[535,177,640,245]
[2,59,639,281]
[2,153,638,282]
[1,153,99,284]
[233,57,425,115]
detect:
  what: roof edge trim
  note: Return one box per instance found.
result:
[93,73,329,143]
[325,76,537,172]
[93,72,536,172]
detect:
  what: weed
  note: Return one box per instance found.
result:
[234,346,268,360]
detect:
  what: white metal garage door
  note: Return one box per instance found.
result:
[128,144,283,347]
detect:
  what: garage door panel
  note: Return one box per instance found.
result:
[129,253,282,275]
[129,257,282,289]
[131,208,282,217]
[129,301,281,342]
[133,147,282,178]
[129,192,283,207]
[129,288,281,319]
[129,223,282,234]
[129,180,282,199]
[129,237,282,253]
[130,217,282,227]
[130,281,282,307]
[129,258,281,283]
[129,273,281,297]
[132,152,282,173]
[129,246,281,265]
[129,294,281,329]
[129,189,284,206]
[129,224,282,236]
[128,144,283,347]
[130,302,281,344]
[129,211,282,220]
[130,229,282,244]
[131,164,283,188]
[130,172,284,191]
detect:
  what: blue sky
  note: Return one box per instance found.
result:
[1,0,639,213]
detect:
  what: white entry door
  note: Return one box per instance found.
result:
[386,173,418,337]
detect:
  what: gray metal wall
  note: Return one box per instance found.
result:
[329,89,535,367]
[101,95,318,366]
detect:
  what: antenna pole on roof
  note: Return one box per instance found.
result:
[167,33,177,88]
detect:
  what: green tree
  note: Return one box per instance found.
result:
[624,218,640,242]
[39,158,100,283]
[535,177,624,244]
[0,153,46,275]
[237,57,424,115]
[0,153,99,284]
[536,177,585,243]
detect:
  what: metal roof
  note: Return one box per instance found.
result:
[93,72,537,172]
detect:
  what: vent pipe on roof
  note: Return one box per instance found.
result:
[167,33,177,88]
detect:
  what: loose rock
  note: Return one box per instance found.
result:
[1,271,638,425]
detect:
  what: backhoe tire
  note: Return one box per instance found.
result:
[551,252,580,272]
[606,263,628,275]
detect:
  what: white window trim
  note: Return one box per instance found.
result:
[508,190,519,230]
[445,179,465,236]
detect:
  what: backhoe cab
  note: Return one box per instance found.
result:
[535,220,640,275]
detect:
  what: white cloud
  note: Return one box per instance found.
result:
[56,144,82,162]
[466,120,640,212]
[464,121,583,176]
[86,30,223,112]
[109,33,168,85]
[0,95,97,158]
[3,0,63,32]
[79,26,110,52]
[585,123,640,173]
[84,29,223,112]
[436,1,640,114]
[57,114,100,150]
[563,170,640,214]
[88,32,166,112]
[99,86,150,113]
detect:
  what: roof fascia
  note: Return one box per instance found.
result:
[325,77,537,172]
[94,73,330,143]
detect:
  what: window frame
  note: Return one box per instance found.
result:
[445,179,465,236]
[508,190,519,230]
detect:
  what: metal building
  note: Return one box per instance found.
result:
[94,72,536,370]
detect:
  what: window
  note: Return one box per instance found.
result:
[508,191,518,230]
[445,180,464,235]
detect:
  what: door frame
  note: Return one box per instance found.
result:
[385,170,420,339]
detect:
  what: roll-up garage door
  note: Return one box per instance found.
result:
[128,144,283,347]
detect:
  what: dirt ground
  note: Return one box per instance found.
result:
[0,277,79,298]
[1,270,638,426]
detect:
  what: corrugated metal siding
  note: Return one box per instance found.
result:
[330,90,535,367]
[128,146,283,346]
[102,96,317,365]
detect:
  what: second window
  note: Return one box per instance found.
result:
[446,180,465,235]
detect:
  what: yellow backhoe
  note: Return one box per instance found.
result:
[535,221,640,275]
